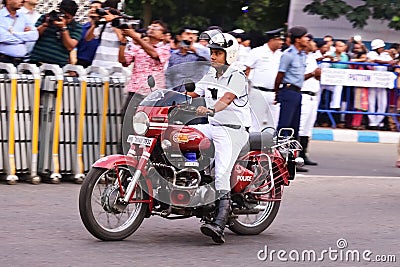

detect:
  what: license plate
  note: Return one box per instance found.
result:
[127,135,153,146]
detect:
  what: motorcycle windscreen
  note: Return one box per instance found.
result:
[140,89,192,107]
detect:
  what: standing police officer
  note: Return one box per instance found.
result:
[299,35,321,171]
[274,26,314,139]
[245,28,284,131]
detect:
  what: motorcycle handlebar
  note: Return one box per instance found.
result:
[175,105,214,117]
[205,111,214,117]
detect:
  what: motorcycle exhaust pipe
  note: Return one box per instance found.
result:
[170,189,191,206]
[232,205,268,214]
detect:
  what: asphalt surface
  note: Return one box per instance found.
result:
[1,141,399,267]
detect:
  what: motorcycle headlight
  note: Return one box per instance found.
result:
[133,111,149,135]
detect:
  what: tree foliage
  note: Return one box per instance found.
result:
[123,0,290,35]
[303,0,400,30]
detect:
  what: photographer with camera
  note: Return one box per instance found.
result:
[75,0,103,67]
[85,0,127,71]
[165,27,209,92]
[29,0,82,66]
[117,19,170,152]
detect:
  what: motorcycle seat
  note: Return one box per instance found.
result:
[239,131,274,156]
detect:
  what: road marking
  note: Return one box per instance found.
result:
[296,174,400,180]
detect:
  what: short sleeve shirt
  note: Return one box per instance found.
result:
[195,66,251,127]
[301,53,320,93]
[124,41,171,95]
[245,44,282,89]
[278,45,307,88]
[30,15,82,66]
[367,51,393,71]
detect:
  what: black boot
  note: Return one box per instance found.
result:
[299,136,318,166]
[200,190,230,244]
[296,166,309,172]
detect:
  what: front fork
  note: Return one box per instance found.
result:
[121,139,157,204]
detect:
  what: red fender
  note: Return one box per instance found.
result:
[92,154,154,213]
[92,154,139,170]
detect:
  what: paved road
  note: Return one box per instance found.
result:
[305,140,399,177]
[1,141,399,267]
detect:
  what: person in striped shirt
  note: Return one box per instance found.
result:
[29,0,82,66]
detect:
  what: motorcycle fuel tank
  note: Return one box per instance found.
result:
[167,125,213,153]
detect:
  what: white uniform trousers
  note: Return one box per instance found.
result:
[368,87,388,126]
[299,94,319,137]
[248,88,280,132]
[192,124,249,191]
[322,85,343,109]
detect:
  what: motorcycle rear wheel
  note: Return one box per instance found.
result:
[229,199,280,235]
[79,166,148,241]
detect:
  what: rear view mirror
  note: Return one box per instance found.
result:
[183,79,195,92]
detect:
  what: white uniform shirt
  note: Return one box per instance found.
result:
[302,53,320,93]
[245,43,282,89]
[236,44,251,70]
[195,66,251,127]
[367,51,392,71]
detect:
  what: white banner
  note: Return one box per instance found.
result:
[320,68,397,89]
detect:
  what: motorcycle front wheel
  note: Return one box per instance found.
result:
[79,166,149,241]
[229,199,280,235]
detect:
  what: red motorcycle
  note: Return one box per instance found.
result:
[79,87,304,241]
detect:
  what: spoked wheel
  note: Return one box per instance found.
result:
[79,166,149,241]
[229,198,280,235]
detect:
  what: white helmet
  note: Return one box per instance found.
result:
[371,39,385,50]
[201,30,239,65]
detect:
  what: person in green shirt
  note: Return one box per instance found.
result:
[30,0,82,66]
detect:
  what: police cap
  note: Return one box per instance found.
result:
[265,28,285,41]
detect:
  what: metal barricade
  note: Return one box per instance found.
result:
[62,65,87,183]
[0,63,41,184]
[84,66,109,174]
[1,62,128,184]
[38,64,89,183]
[37,64,64,183]
[105,67,128,156]
[0,63,18,184]
[318,61,400,130]
[84,66,127,172]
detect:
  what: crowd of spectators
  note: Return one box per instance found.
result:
[1,0,400,133]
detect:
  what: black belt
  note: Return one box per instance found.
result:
[0,53,24,65]
[301,91,317,96]
[212,124,242,130]
[283,83,301,92]
[253,86,274,92]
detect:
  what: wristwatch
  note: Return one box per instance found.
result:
[60,26,68,32]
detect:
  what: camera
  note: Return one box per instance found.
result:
[95,7,120,16]
[181,40,192,48]
[47,10,65,23]
[111,18,140,29]
[95,7,139,29]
